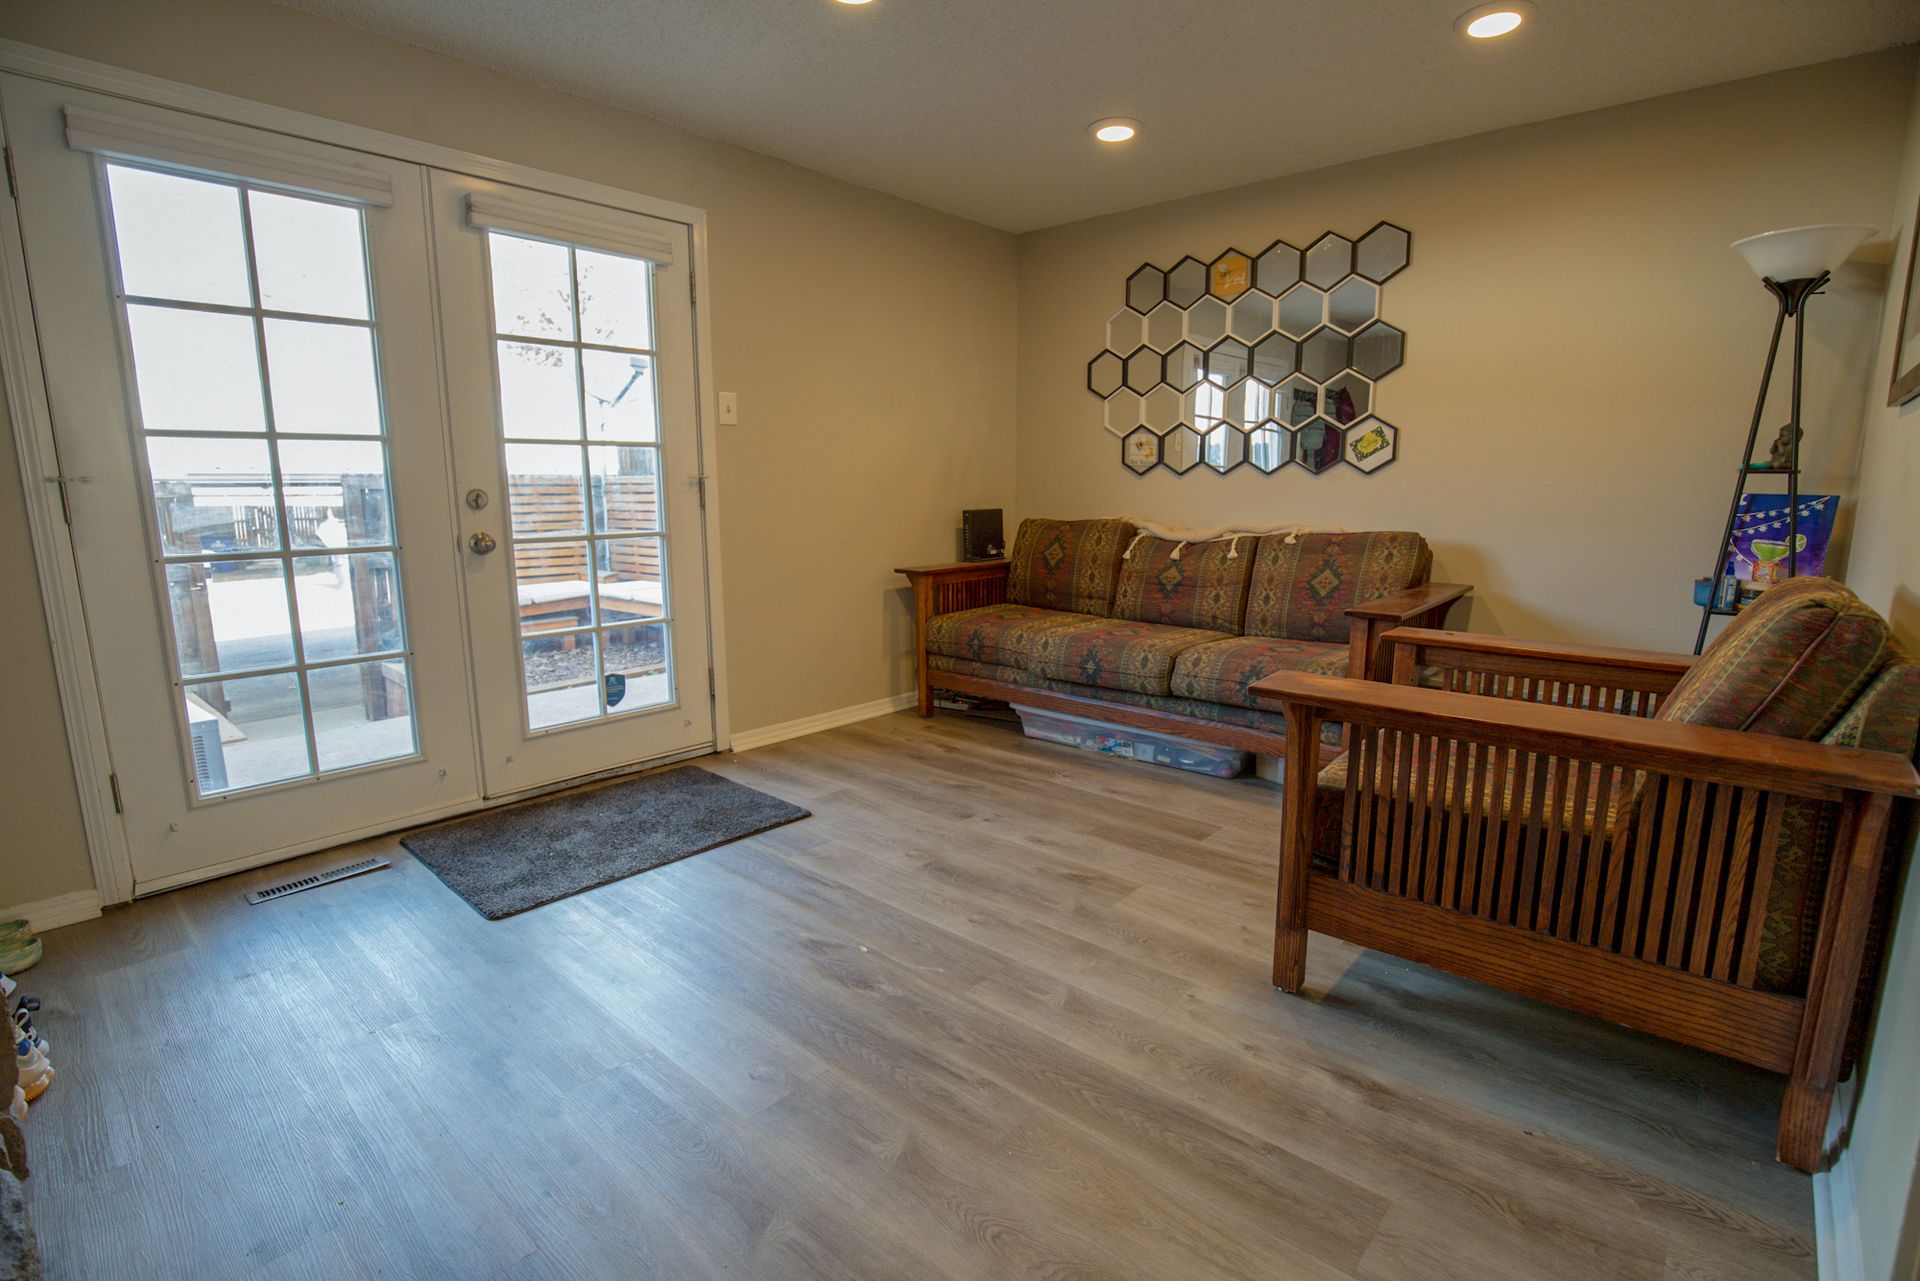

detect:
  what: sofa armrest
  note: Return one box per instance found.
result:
[1343,582,1471,680]
[897,561,1009,715]
[1380,626,1694,715]
[895,560,1012,581]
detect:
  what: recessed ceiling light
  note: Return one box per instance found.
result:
[834,0,874,6]
[1457,1,1533,39]
[1090,118,1139,144]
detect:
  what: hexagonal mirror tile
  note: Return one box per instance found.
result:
[1300,327,1350,383]
[1164,343,1206,392]
[1142,384,1181,433]
[1256,240,1302,297]
[1183,383,1222,427]
[1162,425,1204,474]
[1345,417,1397,473]
[1250,333,1298,383]
[1304,233,1354,289]
[1144,301,1184,353]
[1228,292,1275,343]
[1274,373,1320,425]
[1108,308,1146,352]
[1203,424,1247,474]
[1209,250,1254,301]
[1088,350,1124,397]
[1320,371,1371,425]
[1124,347,1163,394]
[1277,285,1325,338]
[1351,320,1405,379]
[1185,296,1228,346]
[1104,389,1144,436]
[1326,278,1378,334]
[1354,223,1410,284]
[1296,417,1345,474]
[1205,337,1250,386]
[1248,424,1293,473]
[1223,378,1271,426]
[1127,264,1167,313]
[1166,257,1207,308]
[1122,425,1159,474]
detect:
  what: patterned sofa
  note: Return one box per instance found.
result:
[898,517,1469,761]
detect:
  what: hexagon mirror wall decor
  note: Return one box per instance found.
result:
[1088,226,1410,473]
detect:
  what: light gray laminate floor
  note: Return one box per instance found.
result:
[17,711,1813,1280]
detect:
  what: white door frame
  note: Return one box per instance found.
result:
[0,39,733,906]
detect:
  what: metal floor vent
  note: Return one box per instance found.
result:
[245,857,390,905]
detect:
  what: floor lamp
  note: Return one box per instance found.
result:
[1694,222,1874,654]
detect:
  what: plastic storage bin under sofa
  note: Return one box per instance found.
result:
[1012,705,1250,778]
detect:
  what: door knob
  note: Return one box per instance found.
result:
[468,531,497,555]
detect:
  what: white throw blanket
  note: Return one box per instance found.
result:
[1116,517,1347,560]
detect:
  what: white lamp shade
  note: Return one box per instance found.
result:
[1730,223,1875,282]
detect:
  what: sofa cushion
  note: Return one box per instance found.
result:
[1169,636,1348,708]
[1027,618,1231,696]
[1111,535,1254,632]
[1244,531,1432,643]
[925,603,1102,670]
[1005,517,1135,617]
[1657,577,1889,740]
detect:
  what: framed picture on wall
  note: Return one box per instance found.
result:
[1891,191,1920,407]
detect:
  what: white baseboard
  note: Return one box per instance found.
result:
[1814,1076,1865,1281]
[0,889,102,934]
[728,693,916,753]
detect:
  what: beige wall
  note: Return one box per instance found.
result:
[1839,57,1920,1281]
[0,0,1018,907]
[1016,51,1914,649]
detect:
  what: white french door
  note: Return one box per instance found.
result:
[0,75,717,892]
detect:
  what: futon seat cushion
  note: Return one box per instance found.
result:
[1243,531,1432,643]
[1111,535,1255,632]
[1657,577,1889,740]
[1005,517,1136,617]
[1169,636,1349,708]
[1026,618,1232,696]
[924,603,1102,670]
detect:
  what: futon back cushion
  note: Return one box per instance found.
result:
[1657,577,1889,740]
[1111,535,1254,633]
[1005,517,1135,617]
[1242,531,1432,643]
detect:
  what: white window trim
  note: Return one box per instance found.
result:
[0,38,732,906]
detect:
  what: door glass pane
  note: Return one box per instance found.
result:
[577,248,651,349]
[163,559,295,676]
[583,349,657,442]
[126,305,266,432]
[497,341,582,439]
[263,319,383,434]
[506,443,587,537]
[248,190,371,320]
[487,232,674,731]
[523,633,599,729]
[488,233,574,340]
[183,673,310,793]
[275,439,393,548]
[104,165,418,797]
[309,660,416,770]
[106,166,250,306]
[147,436,278,555]
[295,553,404,661]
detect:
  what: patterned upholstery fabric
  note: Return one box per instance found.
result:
[1657,577,1889,740]
[1169,636,1348,708]
[1005,518,1135,617]
[1111,535,1255,633]
[924,603,1101,670]
[1243,531,1432,643]
[1026,618,1231,696]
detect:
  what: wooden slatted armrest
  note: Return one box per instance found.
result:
[1378,627,1695,714]
[1248,671,1920,800]
[1381,627,1697,676]
[895,560,1010,580]
[899,560,1010,716]
[1345,582,1473,622]
[1343,583,1471,681]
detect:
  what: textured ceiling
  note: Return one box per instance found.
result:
[274,0,1920,232]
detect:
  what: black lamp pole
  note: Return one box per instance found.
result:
[1693,271,1824,655]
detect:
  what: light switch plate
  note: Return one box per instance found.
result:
[717,391,738,425]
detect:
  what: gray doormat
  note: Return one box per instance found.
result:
[400,766,808,919]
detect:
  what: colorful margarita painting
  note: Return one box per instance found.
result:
[1725,494,1836,585]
